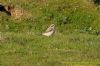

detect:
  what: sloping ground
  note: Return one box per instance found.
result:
[0,0,100,66]
[0,0,100,33]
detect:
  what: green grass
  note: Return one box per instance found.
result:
[0,32,100,66]
[0,0,100,66]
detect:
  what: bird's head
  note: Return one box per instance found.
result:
[50,24,55,28]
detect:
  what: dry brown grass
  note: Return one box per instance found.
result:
[4,3,23,20]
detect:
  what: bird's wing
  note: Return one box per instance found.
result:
[45,27,52,32]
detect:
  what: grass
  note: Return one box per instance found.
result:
[0,0,100,66]
[0,32,100,66]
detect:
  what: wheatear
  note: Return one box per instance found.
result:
[42,24,55,37]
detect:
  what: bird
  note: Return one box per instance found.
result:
[42,24,55,37]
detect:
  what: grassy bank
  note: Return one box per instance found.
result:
[0,0,100,66]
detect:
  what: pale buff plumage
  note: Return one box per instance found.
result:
[42,24,55,37]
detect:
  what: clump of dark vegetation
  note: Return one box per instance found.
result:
[0,3,11,15]
[92,0,100,5]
